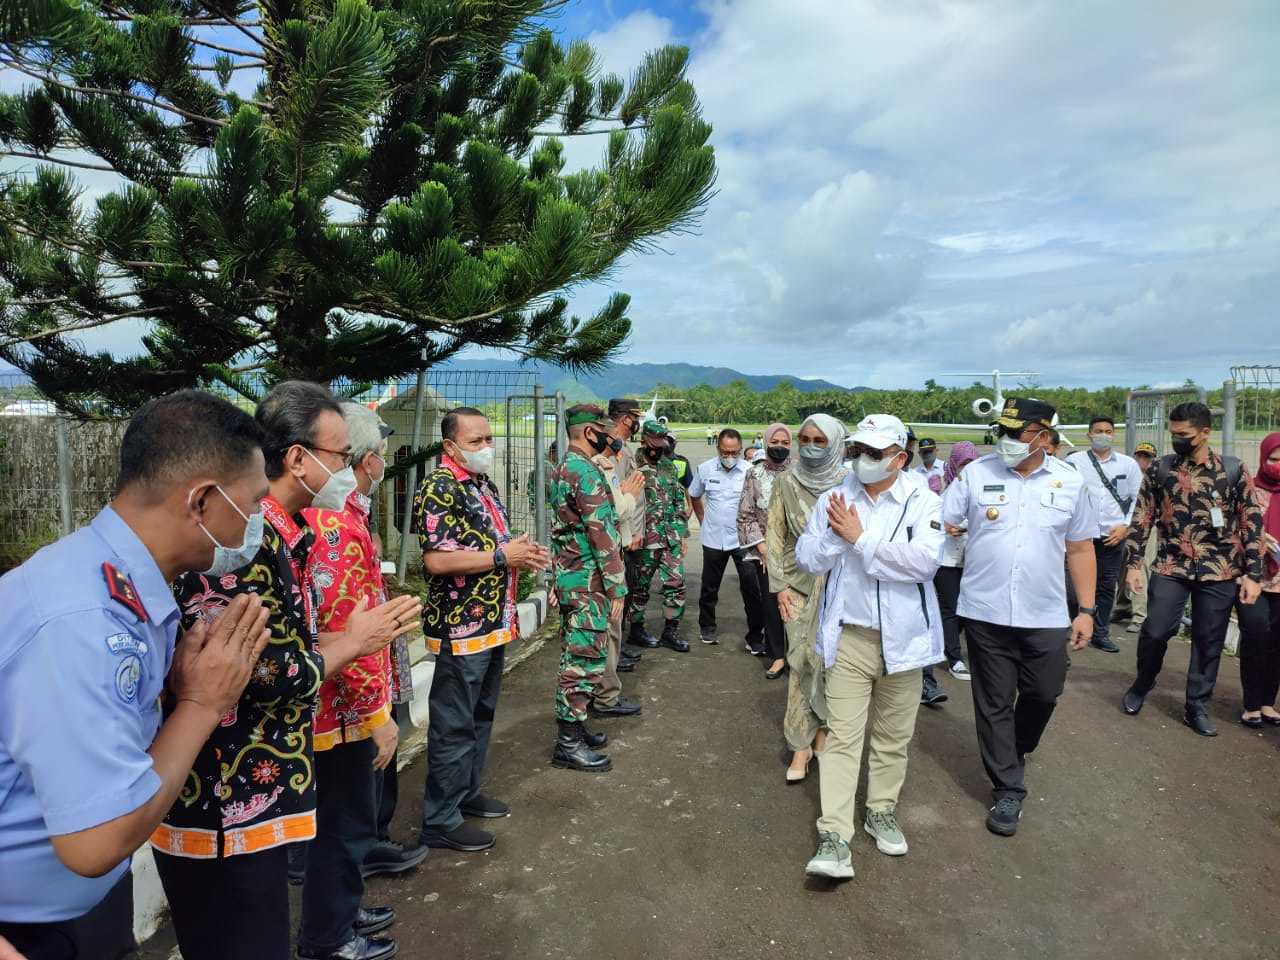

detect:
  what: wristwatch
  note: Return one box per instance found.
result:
[1078,606,1097,616]
[493,545,507,571]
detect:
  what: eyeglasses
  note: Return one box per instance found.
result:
[306,444,354,468]
[852,443,897,461]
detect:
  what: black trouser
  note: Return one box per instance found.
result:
[1090,539,1125,644]
[935,566,965,664]
[1238,591,1280,712]
[963,619,1069,802]
[1133,574,1236,712]
[374,704,401,842]
[698,545,765,641]
[155,844,291,960]
[421,643,504,838]
[746,560,786,660]
[299,738,377,953]
[0,871,134,960]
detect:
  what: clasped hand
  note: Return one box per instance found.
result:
[827,493,863,544]
[505,533,551,571]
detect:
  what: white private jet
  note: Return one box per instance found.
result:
[906,370,1118,446]
[633,394,705,436]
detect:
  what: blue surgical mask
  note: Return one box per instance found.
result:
[193,486,264,575]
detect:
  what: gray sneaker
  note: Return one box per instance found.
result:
[864,807,909,856]
[804,831,854,880]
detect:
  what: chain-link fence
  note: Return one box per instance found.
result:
[1124,385,1208,458]
[0,370,557,574]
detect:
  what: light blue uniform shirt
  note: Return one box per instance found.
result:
[0,507,180,922]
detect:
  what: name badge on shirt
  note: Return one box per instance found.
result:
[1210,506,1225,528]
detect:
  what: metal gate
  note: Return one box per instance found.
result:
[502,386,566,545]
[1225,364,1280,470]
[1124,385,1207,457]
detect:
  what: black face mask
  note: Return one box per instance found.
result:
[1171,434,1197,458]
[904,450,915,468]
[643,446,663,462]
[587,429,610,455]
[766,445,789,463]
[609,437,624,454]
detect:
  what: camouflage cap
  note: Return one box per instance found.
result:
[1134,441,1158,457]
[641,420,669,439]
[607,397,642,418]
[565,403,612,429]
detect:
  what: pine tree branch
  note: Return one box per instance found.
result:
[530,125,648,136]
[0,56,228,128]
[1,307,172,349]
[9,224,216,273]
[0,149,216,179]
[188,36,267,61]
[204,1,284,58]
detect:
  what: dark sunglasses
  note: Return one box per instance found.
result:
[852,443,899,462]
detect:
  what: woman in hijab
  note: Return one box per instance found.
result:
[924,441,980,699]
[765,414,848,781]
[1238,432,1280,726]
[737,422,793,676]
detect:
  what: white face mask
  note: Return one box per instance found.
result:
[366,454,386,495]
[855,452,898,485]
[996,433,1041,468]
[300,447,358,511]
[192,486,265,575]
[719,454,739,470]
[456,444,495,476]
[1089,433,1113,453]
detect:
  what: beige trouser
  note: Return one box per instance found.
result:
[816,625,922,843]
[594,615,624,707]
[1130,534,1159,622]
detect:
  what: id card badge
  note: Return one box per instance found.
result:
[1209,506,1225,528]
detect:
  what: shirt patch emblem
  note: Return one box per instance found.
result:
[930,520,942,530]
[115,654,142,703]
[105,632,144,656]
[103,562,149,622]
[983,484,1005,492]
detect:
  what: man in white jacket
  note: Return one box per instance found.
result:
[795,414,944,881]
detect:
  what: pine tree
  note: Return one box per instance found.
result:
[0,1,716,413]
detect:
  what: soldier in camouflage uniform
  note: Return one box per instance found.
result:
[548,404,630,773]
[631,421,690,653]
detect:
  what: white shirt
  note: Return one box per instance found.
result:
[796,471,945,673]
[1065,448,1140,537]
[915,460,945,491]
[942,453,1097,629]
[689,456,750,551]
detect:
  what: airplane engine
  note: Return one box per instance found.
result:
[658,415,669,426]
[971,397,995,418]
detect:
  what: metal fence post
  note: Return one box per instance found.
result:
[505,396,514,507]
[1124,392,1135,456]
[397,355,429,583]
[1221,378,1237,460]
[55,417,73,537]
[555,391,567,468]
[533,384,547,545]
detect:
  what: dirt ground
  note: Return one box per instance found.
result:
[141,542,1279,960]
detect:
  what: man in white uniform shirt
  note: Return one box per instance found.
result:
[1066,415,1140,653]
[942,398,1097,838]
[914,437,944,493]
[795,414,944,881]
[689,429,766,649]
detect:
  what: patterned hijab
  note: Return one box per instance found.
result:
[761,422,793,472]
[944,441,979,487]
[793,414,848,495]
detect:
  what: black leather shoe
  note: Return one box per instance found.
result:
[362,840,428,879]
[421,823,495,852]
[659,621,689,653]
[1184,710,1218,737]
[582,724,608,748]
[700,631,719,645]
[985,797,1022,837]
[460,794,510,819]
[617,658,636,673]
[590,697,642,718]
[355,907,395,937]
[1121,687,1145,716]
[921,676,948,706]
[297,934,397,960]
[628,624,660,648]
[621,644,645,661]
[552,721,612,772]
[1089,637,1121,653]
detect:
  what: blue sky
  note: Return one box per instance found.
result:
[4,1,1276,392]
[520,0,1280,390]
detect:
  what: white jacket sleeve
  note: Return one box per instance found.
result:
[795,490,846,574]
[855,493,945,583]
[941,470,971,528]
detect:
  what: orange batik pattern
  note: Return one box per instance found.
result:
[303,498,392,752]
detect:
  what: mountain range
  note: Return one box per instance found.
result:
[435,358,857,403]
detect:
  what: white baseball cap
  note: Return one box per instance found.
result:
[850,414,909,451]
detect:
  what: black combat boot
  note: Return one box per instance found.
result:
[552,720,612,772]
[582,723,608,748]
[659,618,689,653]
[629,620,659,649]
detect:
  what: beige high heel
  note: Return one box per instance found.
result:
[786,747,813,783]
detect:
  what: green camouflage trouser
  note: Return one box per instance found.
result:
[630,542,686,625]
[556,623,608,722]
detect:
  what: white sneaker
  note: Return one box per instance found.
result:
[864,808,909,856]
[949,660,971,681]
[804,831,854,880]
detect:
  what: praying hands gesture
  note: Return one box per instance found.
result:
[827,493,864,545]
